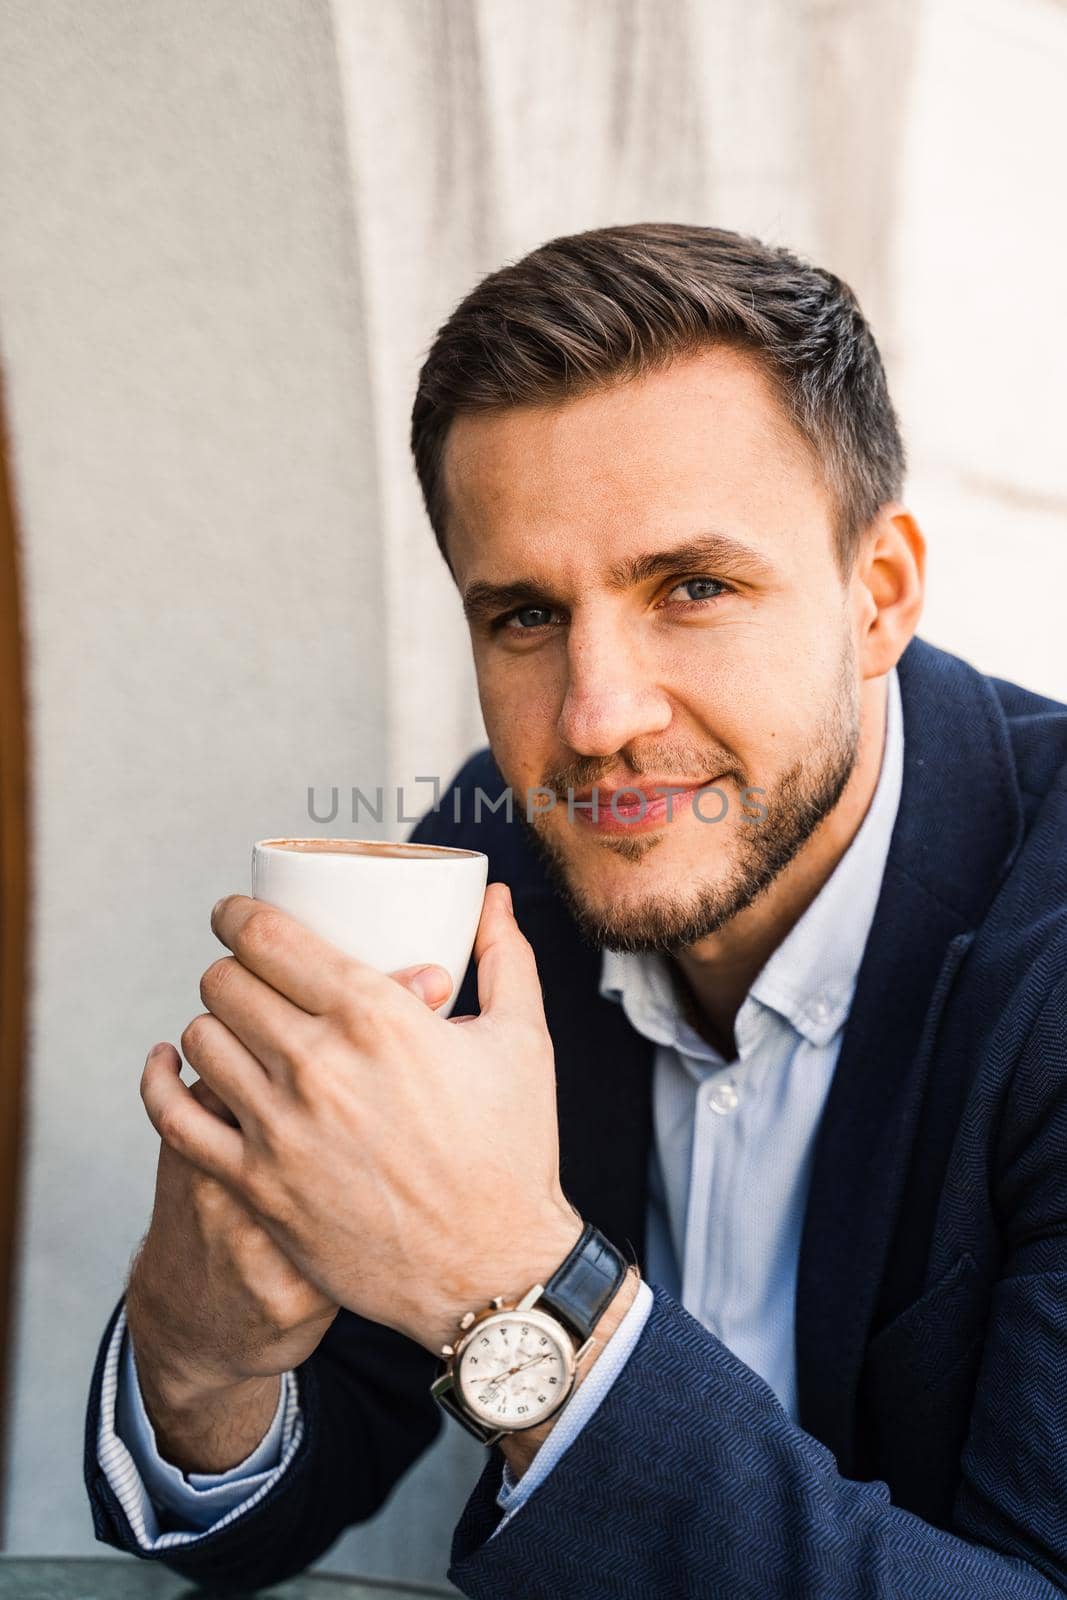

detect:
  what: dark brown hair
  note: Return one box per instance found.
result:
[410,222,906,578]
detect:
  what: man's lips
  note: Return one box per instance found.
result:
[564,780,723,833]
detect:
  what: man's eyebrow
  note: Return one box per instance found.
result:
[461,531,776,625]
[462,579,558,627]
[608,530,778,588]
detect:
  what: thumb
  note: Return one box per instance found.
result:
[388,962,454,1009]
[474,882,543,1023]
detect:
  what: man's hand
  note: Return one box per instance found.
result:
[126,958,462,1471]
[140,883,583,1356]
[125,1071,341,1471]
[128,1070,340,1404]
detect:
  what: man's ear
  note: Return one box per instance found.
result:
[852,503,926,678]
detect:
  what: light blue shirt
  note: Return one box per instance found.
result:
[97,666,904,1549]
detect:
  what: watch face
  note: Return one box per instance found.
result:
[456,1306,576,1429]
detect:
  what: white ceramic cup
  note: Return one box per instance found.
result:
[251,838,489,1018]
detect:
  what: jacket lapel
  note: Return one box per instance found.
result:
[794,636,1024,1469]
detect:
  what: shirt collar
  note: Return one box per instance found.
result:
[599,663,905,1055]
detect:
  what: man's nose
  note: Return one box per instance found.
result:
[556,624,672,757]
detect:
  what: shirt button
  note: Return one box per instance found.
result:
[707,1081,739,1115]
[812,997,830,1022]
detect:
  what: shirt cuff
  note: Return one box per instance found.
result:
[490,1277,654,1536]
[97,1300,304,1548]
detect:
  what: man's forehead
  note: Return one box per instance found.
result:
[443,346,791,481]
[439,347,826,581]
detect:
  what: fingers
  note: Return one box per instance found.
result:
[210,895,398,1018]
[141,1043,245,1184]
[178,1011,278,1125]
[473,882,543,1024]
[197,950,452,1095]
[188,1073,241,1128]
[198,954,325,1083]
[388,964,453,1009]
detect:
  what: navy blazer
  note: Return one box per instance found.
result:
[84,634,1067,1597]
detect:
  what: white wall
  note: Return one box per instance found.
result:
[1,0,1065,1589]
[892,0,1067,697]
[0,0,399,1566]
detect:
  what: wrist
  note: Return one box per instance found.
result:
[124,1292,255,1412]
[129,1328,270,1416]
[127,1329,284,1476]
[496,1264,641,1479]
[429,1215,634,1450]
[139,1357,280,1426]
[417,1204,585,1354]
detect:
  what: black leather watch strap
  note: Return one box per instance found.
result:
[537,1221,628,1342]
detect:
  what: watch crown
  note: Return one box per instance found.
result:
[458,1311,475,1330]
[490,1295,505,1310]
[440,1344,454,1358]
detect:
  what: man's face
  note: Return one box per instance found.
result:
[442,347,866,953]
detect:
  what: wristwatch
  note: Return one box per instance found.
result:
[430,1221,630,1445]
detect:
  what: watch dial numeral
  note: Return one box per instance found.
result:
[538,1394,547,1403]
[549,1376,557,1384]
[480,1337,490,1346]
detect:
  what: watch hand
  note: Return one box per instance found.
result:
[482,1353,548,1388]
[510,1354,549,1374]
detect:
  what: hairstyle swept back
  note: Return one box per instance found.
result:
[410,222,906,578]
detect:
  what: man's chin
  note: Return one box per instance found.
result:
[556,885,727,955]
[532,832,736,952]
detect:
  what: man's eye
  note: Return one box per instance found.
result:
[666,577,730,605]
[498,606,559,632]
[491,580,729,634]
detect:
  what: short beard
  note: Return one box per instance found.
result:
[518,643,862,954]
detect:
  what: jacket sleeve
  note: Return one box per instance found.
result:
[491,1279,653,1534]
[86,1289,444,1592]
[447,976,1067,1600]
[102,1302,297,1544]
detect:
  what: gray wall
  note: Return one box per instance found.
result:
[1,0,1065,1589]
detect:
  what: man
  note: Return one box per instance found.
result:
[85,224,1067,1598]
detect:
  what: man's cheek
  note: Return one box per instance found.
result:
[484,690,548,758]
[481,721,539,800]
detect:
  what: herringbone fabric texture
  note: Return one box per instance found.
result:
[450,1239,1067,1597]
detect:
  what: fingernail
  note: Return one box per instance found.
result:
[146,1042,168,1060]
[412,967,451,1004]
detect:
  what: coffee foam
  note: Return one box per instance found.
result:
[257,838,480,860]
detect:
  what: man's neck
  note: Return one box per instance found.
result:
[670,672,890,1053]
